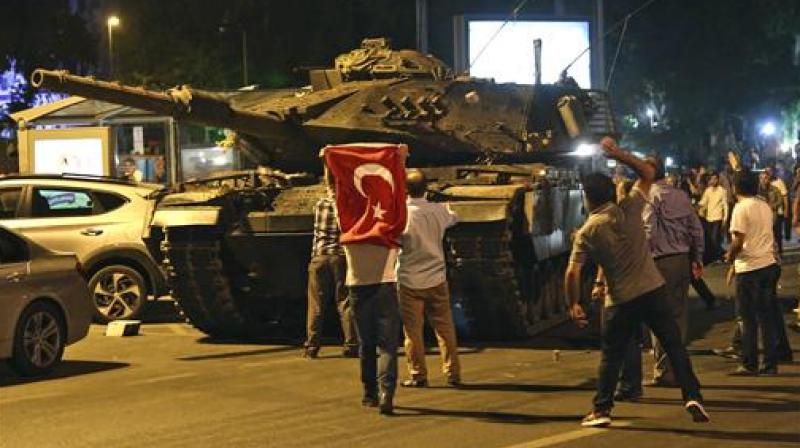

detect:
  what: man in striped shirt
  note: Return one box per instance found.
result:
[303,172,358,359]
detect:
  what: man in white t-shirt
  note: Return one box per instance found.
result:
[397,169,461,388]
[726,170,780,376]
[698,171,729,263]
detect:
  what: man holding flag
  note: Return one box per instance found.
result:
[323,143,408,416]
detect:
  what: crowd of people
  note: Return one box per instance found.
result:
[299,139,795,427]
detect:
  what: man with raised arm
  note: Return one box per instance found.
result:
[565,137,709,427]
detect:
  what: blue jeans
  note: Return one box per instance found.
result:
[735,264,780,371]
[349,283,401,397]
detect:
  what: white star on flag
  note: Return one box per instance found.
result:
[372,202,387,220]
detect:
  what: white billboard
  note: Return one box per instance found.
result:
[34,138,106,176]
[468,20,592,87]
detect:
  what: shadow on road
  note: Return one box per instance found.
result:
[637,397,799,413]
[0,360,128,387]
[430,379,596,393]
[393,406,587,425]
[177,345,299,361]
[616,425,800,444]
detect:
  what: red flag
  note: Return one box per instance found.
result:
[323,143,408,248]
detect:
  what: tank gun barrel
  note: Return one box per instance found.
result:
[30,69,295,141]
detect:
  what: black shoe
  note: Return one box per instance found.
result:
[401,378,428,388]
[581,409,611,427]
[728,366,758,376]
[302,346,319,359]
[685,400,711,423]
[342,346,359,358]
[777,353,794,364]
[361,394,379,408]
[378,392,394,415]
[614,389,643,402]
[758,367,778,376]
[446,377,462,388]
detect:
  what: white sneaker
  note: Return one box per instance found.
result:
[685,400,710,423]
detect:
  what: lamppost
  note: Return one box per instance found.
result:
[219,23,248,86]
[107,15,120,78]
[646,108,655,130]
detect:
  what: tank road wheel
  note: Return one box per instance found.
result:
[89,265,147,323]
[8,301,66,376]
[164,226,292,339]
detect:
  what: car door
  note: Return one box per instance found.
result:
[0,228,32,343]
[5,186,112,261]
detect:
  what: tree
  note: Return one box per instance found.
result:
[605,0,800,166]
[0,0,96,113]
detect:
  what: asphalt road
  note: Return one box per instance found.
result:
[0,263,799,448]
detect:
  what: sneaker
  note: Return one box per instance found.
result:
[401,378,428,388]
[728,366,758,376]
[302,346,319,359]
[685,400,710,423]
[614,389,643,402]
[581,410,611,427]
[342,346,359,358]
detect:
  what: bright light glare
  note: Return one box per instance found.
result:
[646,108,655,118]
[107,16,120,27]
[760,122,776,136]
[632,151,645,159]
[468,20,591,86]
[573,143,597,157]
[665,156,675,167]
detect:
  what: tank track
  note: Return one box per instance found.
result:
[163,226,293,339]
[446,221,590,340]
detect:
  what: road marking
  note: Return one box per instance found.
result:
[0,391,66,406]
[502,421,631,448]
[126,372,197,386]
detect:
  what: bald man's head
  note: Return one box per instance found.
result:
[406,169,427,198]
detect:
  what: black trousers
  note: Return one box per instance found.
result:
[731,264,792,358]
[705,220,723,263]
[349,283,401,397]
[734,264,782,371]
[594,286,703,411]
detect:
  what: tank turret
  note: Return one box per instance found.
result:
[33,38,615,173]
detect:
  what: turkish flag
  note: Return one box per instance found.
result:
[323,143,408,248]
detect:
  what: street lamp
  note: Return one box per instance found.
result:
[760,121,776,137]
[107,15,120,78]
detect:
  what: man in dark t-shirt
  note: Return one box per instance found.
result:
[565,137,710,427]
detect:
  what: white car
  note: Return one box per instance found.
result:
[0,226,93,376]
[0,174,168,322]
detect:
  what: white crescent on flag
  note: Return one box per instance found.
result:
[353,163,395,197]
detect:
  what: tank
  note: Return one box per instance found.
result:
[32,38,613,339]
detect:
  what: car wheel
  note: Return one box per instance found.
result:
[8,301,66,376]
[89,265,147,323]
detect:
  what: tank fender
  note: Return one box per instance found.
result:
[152,206,222,228]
